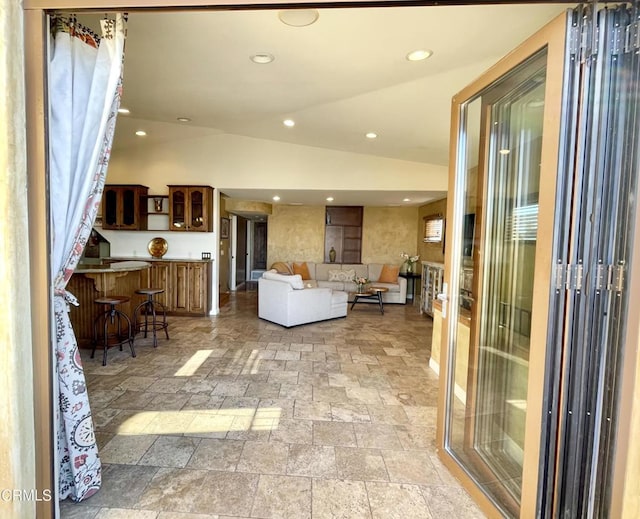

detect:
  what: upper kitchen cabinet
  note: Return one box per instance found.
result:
[168,186,214,232]
[102,184,148,230]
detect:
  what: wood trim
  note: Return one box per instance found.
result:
[24,9,55,519]
[24,0,578,10]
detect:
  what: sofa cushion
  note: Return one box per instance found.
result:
[292,262,312,280]
[378,264,400,283]
[343,264,368,279]
[314,263,329,280]
[318,280,346,290]
[263,271,304,289]
[271,261,293,274]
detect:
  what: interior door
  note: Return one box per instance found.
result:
[437,13,569,518]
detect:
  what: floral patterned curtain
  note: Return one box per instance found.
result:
[49,14,126,502]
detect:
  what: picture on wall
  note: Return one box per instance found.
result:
[221,217,230,239]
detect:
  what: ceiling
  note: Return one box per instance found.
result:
[105,4,568,207]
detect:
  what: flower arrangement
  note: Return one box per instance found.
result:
[353,275,370,293]
[400,252,420,273]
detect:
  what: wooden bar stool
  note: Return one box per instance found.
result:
[133,288,169,348]
[92,296,135,366]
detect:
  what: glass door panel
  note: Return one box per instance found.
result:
[190,189,204,229]
[440,12,568,518]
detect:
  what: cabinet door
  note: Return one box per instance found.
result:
[188,187,207,231]
[151,262,171,309]
[169,188,188,231]
[188,263,207,314]
[119,187,139,230]
[173,262,189,311]
[103,187,120,229]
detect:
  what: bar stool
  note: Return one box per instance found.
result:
[133,288,169,348]
[92,296,135,366]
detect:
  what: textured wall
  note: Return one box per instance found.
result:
[362,206,419,265]
[267,205,326,265]
[418,198,447,265]
[0,1,36,516]
[267,205,419,266]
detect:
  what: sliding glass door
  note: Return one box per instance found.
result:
[437,15,567,515]
[438,3,640,517]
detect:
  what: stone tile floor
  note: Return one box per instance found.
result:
[61,291,484,519]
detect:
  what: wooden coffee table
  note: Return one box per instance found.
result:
[351,286,389,314]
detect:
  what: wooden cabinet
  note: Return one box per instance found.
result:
[149,261,171,309]
[168,185,214,232]
[102,184,148,230]
[137,259,210,316]
[324,206,363,263]
[171,261,209,315]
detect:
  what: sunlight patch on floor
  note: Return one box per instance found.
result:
[116,407,282,435]
[174,349,213,376]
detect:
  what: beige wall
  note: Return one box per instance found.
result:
[418,198,447,265]
[362,206,418,265]
[1,1,36,516]
[267,204,418,267]
[267,205,326,265]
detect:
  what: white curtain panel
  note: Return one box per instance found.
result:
[48,14,125,502]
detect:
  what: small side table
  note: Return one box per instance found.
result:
[399,272,421,304]
[351,286,389,314]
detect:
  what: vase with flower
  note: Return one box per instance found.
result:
[353,275,370,294]
[400,252,420,274]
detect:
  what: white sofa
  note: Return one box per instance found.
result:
[277,262,407,304]
[258,272,348,327]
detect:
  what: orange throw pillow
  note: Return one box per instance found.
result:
[378,264,400,283]
[292,262,311,280]
[271,261,292,274]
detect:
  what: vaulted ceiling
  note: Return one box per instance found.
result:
[107,4,567,205]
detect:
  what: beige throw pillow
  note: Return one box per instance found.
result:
[328,269,355,282]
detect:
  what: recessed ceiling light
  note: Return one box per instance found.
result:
[406,49,433,62]
[499,149,511,155]
[326,197,334,202]
[283,119,295,128]
[365,132,378,139]
[135,130,147,137]
[403,198,411,202]
[272,195,281,201]
[250,53,274,64]
[118,107,130,114]
[177,117,191,122]
[278,9,319,27]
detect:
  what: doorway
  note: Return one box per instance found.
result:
[21,4,640,519]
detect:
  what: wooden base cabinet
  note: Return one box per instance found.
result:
[148,261,171,309]
[172,262,208,315]
[139,260,210,316]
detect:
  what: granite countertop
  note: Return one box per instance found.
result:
[107,256,214,263]
[74,260,151,274]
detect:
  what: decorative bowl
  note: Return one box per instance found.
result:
[147,237,168,258]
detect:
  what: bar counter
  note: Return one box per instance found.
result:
[68,261,151,346]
